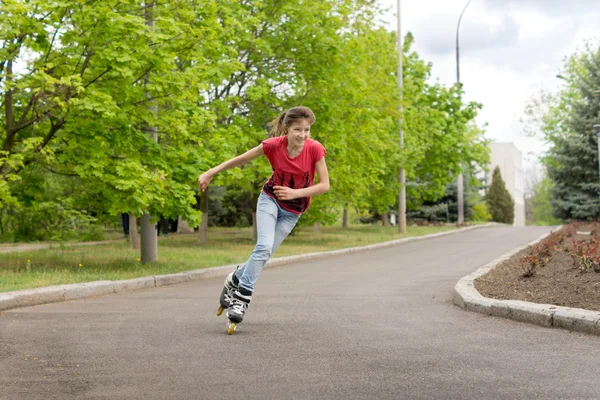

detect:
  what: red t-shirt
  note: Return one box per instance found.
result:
[261,135,327,214]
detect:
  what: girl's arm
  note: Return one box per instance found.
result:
[273,157,330,200]
[198,145,265,192]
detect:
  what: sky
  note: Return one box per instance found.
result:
[376,0,600,173]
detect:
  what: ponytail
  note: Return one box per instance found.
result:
[267,111,287,137]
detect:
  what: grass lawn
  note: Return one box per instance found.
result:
[0,224,462,292]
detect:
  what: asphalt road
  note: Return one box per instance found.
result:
[2,225,599,400]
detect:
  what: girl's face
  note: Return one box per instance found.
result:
[285,119,311,145]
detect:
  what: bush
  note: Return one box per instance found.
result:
[79,224,106,242]
[1,201,101,242]
[519,225,573,277]
[471,203,492,222]
[568,237,600,272]
[406,203,449,223]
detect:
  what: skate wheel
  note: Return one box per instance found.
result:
[216,306,224,316]
[227,322,236,335]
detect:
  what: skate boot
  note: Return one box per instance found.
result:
[225,288,252,335]
[216,267,240,316]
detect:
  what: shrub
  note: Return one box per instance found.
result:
[471,203,492,222]
[568,237,600,272]
[2,201,100,242]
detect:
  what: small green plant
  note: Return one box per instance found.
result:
[471,203,492,222]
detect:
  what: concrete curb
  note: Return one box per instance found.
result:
[0,223,497,312]
[453,226,600,336]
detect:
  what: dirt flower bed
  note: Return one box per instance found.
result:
[475,222,600,312]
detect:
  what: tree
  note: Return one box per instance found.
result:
[524,41,600,221]
[486,166,514,224]
[0,0,237,249]
[302,24,401,227]
[1,0,493,245]
[197,1,403,230]
[193,0,388,233]
[406,165,485,223]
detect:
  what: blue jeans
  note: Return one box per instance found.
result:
[235,191,301,292]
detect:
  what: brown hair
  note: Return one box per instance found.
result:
[267,106,316,137]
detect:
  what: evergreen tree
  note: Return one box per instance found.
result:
[546,45,600,221]
[406,166,485,223]
[486,167,515,224]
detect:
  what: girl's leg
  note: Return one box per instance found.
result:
[270,207,301,256]
[236,193,279,293]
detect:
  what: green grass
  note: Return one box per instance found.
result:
[0,224,460,292]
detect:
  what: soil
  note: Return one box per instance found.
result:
[475,226,600,312]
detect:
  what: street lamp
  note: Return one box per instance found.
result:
[456,0,473,225]
[456,0,473,83]
[397,0,406,233]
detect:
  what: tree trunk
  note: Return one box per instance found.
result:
[382,212,390,226]
[198,190,209,244]
[140,214,157,262]
[313,222,320,232]
[342,208,348,228]
[177,216,194,233]
[129,215,139,249]
[252,211,257,241]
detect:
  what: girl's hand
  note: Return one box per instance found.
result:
[273,185,297,200]
[198,172,212,192]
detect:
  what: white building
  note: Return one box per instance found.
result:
[486,143,526,227]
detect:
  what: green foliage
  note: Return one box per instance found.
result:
[1,0,233,230]
[471,203,492,222]
[407,203,449,223]
[400,36,490,208]
[0,164,112,242]
[526,41,600,221]
[1,201,100,242]
[486,167,515,224]
[306,24,401,219]
[527,176,562,226]
[1,0,491,241]
[405,166,485,223]
[206,185,257,228]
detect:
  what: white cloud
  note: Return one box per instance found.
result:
[482,0,600,17]
[415,13,520,56]
[376,0,600,170]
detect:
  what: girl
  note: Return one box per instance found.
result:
[197,106,329,333]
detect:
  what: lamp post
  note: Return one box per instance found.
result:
[456,0,472,225]
[397,0,406,233]
[456,0,472,83]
